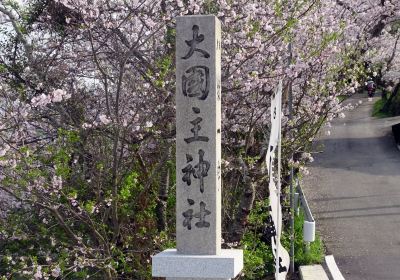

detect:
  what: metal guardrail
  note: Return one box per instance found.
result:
[295,180,316,244]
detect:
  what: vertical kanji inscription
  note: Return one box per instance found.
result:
[176,15,221,255]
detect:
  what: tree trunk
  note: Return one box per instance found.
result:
[227,159,255,242]
[155,145,171,232]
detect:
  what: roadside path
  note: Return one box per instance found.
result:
[303,95,400,280]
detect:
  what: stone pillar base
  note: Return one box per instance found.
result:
[167,278,229,280]
[152,249,243,280]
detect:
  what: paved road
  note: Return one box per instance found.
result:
[303,95,400,280]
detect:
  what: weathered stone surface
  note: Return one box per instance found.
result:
[175,15,222,255]
[152,249,243,279]
[167,278,229,280]
[299,265,329,280]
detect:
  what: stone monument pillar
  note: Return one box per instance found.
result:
[152,15,243,280]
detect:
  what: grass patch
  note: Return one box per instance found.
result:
[372,98,393,118]
[241,201,324,279]
[293,211,324,265]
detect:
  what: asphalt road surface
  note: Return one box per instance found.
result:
[303,94,400,280]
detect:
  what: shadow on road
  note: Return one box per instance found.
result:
[312,194,383,202]
[317,212,400,220]
[315,203,400,215]
[312,135,400,176]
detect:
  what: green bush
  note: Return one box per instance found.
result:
[387,88,400,116]
[373,98,393,118]
[241,200,275,279]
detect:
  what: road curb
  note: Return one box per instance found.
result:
[299,264,329,280]
[325,255,345,280]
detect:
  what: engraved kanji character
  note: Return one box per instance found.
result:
[182,66,210,100]
[184,117,209,143]
[181,149,210,193]
[184,107,209,143]
[182,25,210,59]
[194,201,211,228]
